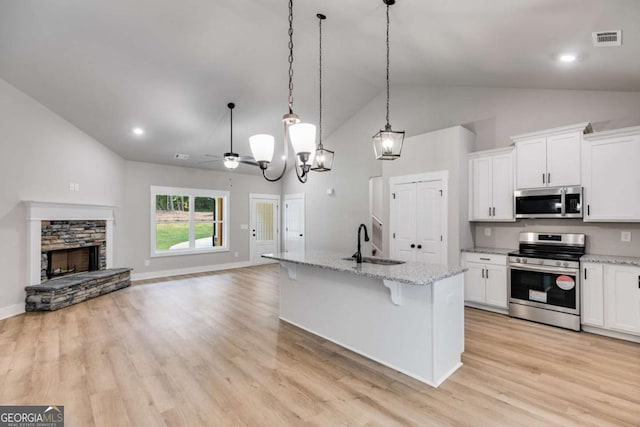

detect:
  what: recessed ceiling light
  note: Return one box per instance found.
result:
[132,127,145,136]
[559,54,577,63]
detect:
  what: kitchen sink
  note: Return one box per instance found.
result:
[342,256,405,265]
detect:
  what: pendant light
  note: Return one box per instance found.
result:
[249,0,316,183]
[310,13,334,172]
[372,0,404,160]
[223,103,240,169]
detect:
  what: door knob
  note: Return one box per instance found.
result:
[410,244,416,248]
[417,244,422,249]
[299,234,303,237]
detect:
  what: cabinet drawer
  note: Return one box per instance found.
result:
[463,253,507,266]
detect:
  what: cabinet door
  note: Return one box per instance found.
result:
[546,132,581,187]
[485,265,508,308]
[491,152,514,220]
[583,135,640,222]
[464,263,486,303]
[516,137,547,189]
[605,265,640,335]
[581,263,604,327]
[471,156,492,220]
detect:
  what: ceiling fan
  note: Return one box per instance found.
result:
[200,102,258,169]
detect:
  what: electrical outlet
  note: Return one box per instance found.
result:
[621,231,632,242]
[484,227,491,237]
[234,251,239,258]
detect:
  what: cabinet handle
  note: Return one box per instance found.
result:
[489,207,492,217]
[587,205,590,216]
[417,244,422,249]
[542,173,545,184]
[480,257,491,261]
[638,276,639,289]
[547,172,551,184]
[492,207,496,217]
[481,268,485,278]
[584,268,587,280]
[410,244,415,248]
[486,268,489,279]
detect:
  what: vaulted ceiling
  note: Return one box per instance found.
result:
[1,0,639,173]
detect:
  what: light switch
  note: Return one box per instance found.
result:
[621,231,632,242]
[240,224,248,230]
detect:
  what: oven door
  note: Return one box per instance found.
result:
[509,263,579,315]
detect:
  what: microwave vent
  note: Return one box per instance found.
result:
[592,30,622,47]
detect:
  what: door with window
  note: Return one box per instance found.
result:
[284,193,305,253]
[250,194,279,265]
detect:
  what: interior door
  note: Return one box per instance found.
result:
[415,180,443,264]
[284,194,305,253]
[392,183,417,262]
[250,196,279,265]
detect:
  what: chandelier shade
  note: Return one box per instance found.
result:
[249,134,275,169]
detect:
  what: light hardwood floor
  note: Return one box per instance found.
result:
[1,264,639,426]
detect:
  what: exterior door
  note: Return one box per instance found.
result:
[284,194,305,253]
[415,180,443,264]
[393,183,417,262]
[250,195,279,265]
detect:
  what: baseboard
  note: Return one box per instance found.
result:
[581,325,640,344]
[0,303,25,321]
[131,261,252,281]
[464,301,509,315]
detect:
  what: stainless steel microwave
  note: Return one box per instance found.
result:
[514,187,583,219]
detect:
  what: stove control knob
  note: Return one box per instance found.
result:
[514,257,521,263]
[555,261,561,266]
[562,262,569,267]
[522,258,528,264]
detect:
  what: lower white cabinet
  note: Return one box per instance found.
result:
[463,253,508,311]
[581,262,640,339]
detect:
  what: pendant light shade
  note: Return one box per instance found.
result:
[372,0,404,160]
[249,134,275,169]
[310,12,334,173]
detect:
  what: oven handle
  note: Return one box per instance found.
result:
[509,263,578,275]
[561,187,566,216]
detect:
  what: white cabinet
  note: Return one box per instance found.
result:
[468,148,514,221]
[582,126,640,222]
[581,262,604,327]
[605,265,640,335]
[462,253,508,311]
[512,123,590,190]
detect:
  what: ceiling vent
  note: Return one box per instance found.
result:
[174,153,189,160]
[592,30,622,47]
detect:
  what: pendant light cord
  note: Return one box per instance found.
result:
[385,3,390,127]
[288,0,294,114]
[229,105,233,153]
[318,14,323,149]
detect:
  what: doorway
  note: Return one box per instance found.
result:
[390,171,448,264]
[250,194,280,265]
[284,193,305,253]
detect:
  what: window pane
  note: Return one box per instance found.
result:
[155,194,190,251]
[194,196,224,248]
[256,202,274,241]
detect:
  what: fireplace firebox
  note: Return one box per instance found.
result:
[46,245,100,279]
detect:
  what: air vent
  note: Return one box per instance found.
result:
[174,153,189,160]
[592,30,622,47]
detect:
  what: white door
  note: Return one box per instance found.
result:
[284,194,305,253]
[464,263,486,303]
[491,152,514,220]
[392,183,417,262]
[516,137,547,189]
[546,132,581,187]
[250,195,279,265]
[485,265,508,308]
[415,180,444,264]
[581,263,604,327]
[471,156,492,220]
[605,265,640,335]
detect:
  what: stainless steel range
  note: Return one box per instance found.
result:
[508,232,585,331]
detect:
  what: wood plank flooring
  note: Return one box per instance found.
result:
[1,264,639,426]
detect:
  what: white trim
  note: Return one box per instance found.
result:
[150,186,230,257]
[249,193,281,265]
[24,201,116,286]
[389,170,449,265]
[464,301,509,315]
[510,122,592,143]
[131,261,251,281]
[581,325,640,344]
[583,125,640,141]
[0,304,25,321]
[467,146,514,159]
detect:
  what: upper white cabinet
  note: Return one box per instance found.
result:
[582,126,640,222]
[468,148,515,222]
[511,123,591,190]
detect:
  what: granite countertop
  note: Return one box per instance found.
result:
[26,268,133,291]
[461,247,514,256]
[580,254,640,267]
[262,251,466,286]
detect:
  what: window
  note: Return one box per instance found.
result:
[150,186,229,256]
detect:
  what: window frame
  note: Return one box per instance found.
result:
[150,185,230,257]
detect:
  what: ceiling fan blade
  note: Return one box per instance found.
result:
[238,155,256,162]
[239,159,259,167]
[204,154,222,158]
[198,159,221,164]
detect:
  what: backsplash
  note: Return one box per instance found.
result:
[473,219,640,257]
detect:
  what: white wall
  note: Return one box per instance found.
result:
[282,84,640,258]
[120,161,280,279]
[0,78,125,317]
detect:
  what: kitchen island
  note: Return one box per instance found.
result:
[262,251,467,387]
